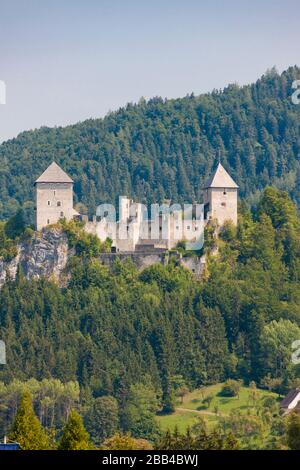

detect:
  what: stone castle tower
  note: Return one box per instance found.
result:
[203,162,238,226]
[35,162,77,230]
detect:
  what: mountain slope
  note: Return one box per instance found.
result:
[0,66,299,220]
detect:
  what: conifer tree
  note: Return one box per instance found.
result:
[84,395,119,444]
[9,391,50,450]
[58,409,93,450]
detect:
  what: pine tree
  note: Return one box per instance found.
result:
[9,391,50,450]
[58,409,93,450]
[84,395,119,443]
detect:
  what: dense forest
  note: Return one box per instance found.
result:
[1,66,300,449]
[0,66,300,222]
[1,187,300,447]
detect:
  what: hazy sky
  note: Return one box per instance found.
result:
[0,0,299,143]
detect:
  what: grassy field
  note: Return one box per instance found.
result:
[157,409,202,433]
[157,383,278,432]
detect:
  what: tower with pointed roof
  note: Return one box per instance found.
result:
[203,162,238,226]
[35,162,78,230]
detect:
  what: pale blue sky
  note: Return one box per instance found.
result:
[0,0,299,142]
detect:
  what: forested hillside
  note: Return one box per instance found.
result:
[0,66,300,221]
[1,187,300,421]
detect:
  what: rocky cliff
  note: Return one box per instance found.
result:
[0,229,205,288]
[0,229,69,287]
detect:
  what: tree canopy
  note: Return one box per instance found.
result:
[0,67,300,223]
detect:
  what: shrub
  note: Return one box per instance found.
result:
[0,222,18,261]
[60,219,111,258]
[219,380,242,398]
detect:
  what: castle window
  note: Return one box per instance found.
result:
[204,203,209,220]
[57,201,61,207]
[176,226,179,230]
[60,212,64,217]
[221,202,226,207]
[187,226,190,230]
[47,219,50,224]
[47,201,51,206]
[53,190,56,196]
[223,189,227,195]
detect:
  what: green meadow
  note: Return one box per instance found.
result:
[157,383,278,432]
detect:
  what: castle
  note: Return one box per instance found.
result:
[35,161,238,252]
[35,162,80,230]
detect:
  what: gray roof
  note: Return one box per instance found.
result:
[204,162,238,189]
[35,162,73,184]
[280,388,300,408]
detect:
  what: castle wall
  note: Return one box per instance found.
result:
[98,252,167,271]
[119,196,131,222]
[98,252,205,277]
[36,182,74,231]
[85,218,116,243]
[168,215,204,249]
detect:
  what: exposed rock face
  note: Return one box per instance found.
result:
[0,229,206,288]
[0,252,20,287]
[0,229,69,288]
[180,256,206,276]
